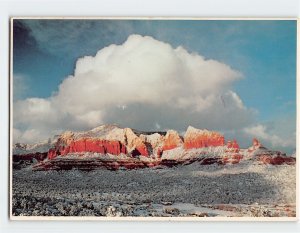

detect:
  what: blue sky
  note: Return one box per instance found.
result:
[13,19,296,153]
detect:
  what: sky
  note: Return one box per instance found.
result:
[12,19,296,154]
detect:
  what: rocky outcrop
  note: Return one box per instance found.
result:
[13,124,295,171]
[13,152,48,162]
[257,154,296,165]
[106,127,149,156]
[13,141,53,155]
[252,138,262,149]
[139,133,164,157]
[47,126,149,159]
[243,138,296,165]
[226,140,240,152]
[183,126,225,149]
[248,138,265,152]
[48,139,127,159]
[162,130,183,151]
[13,152,48,169]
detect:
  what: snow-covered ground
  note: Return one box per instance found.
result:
[12,162,296,217]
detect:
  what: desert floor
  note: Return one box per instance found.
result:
[12,162,296,217]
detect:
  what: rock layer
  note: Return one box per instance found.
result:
[183,126,225,149]
[257,154,296,165]
[162,130,183,151]
[13,124,296,171]
[48,139,127,159]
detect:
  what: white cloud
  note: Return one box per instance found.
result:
[14,34,255,143]
[13,74,28,100]
[13,128,22,142]
[243,124,295,148]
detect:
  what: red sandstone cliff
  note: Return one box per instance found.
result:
[13,124,295,170]
[162,130,183,151]
[183,126,225,149]
[47,126,150,159]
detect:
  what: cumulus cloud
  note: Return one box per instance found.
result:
[13,74,28,100]
[243,124,295,149]
[14,34,256,143]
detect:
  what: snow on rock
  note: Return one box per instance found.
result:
[256,154,296,165]
[183,126,225,149]
[106,127,149,156]
[13,124,296,170]
[252,138,262,148]
[13,140,56,169]
[74,124,119,139]
[241,138,296,165]
[48,139,127,159]
[162,130,183,151]
[226,139,240,153]
[247,138,265,153]
[139,133,164,157]
[161,147,185,160]
[48,126,149,159]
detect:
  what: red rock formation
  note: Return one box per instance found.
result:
[47,139,127,159]
[253,138,261,148]
[156,148,163,158]
[226,139,240,152]
[125,131,150,156]
[106,128,150,157]
[134,144,148,156]
[140,133,163,153]
[162,130,183,151]
[257,155,296,165]
[48,148,57,160]
[13,152,48,162]
[25,125,296,171]
[199,157,223,165]
[130,145,148,157]
[223,154,243,164]
[248,138,265,153]
[184,126,225,149]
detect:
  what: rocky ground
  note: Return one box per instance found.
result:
[12,161,296,217]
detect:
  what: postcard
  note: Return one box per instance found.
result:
[10,18,297,220]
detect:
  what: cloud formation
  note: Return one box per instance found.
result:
[14,34,255,143]
[243,124,295,149]
[13,74,28,100]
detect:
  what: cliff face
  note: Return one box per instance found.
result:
[246,138,295,165]
[183,126,225,149]
[162,130,183,151]
[13,124,295,171]
[48,139,127,159]
[47,126,150,159]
